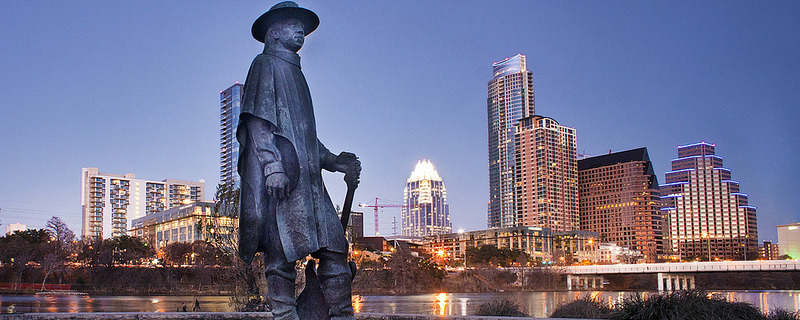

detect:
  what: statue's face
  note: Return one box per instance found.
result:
[272,19,305,53]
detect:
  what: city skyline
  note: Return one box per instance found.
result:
[1,1,798,243]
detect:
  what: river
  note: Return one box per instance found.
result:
[1,291,799,317]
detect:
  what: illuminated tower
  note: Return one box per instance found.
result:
[660,142,758,260]
[402,160,451,237]
[487,54,535,228]
[220,83,243,186]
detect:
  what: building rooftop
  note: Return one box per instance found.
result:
[578,147,650,171]
[407,159,442,182]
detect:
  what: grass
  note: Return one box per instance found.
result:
[614,290,762,320]
[549,296,615,319]
[474,299,529,317]
[549,290,800,320]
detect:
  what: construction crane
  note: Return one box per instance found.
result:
[358,198,409,237]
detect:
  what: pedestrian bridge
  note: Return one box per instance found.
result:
[562,260,800,291]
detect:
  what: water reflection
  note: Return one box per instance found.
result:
[351,295,362,313]
[1,291,799,316]
[434,293,447,315]
[353,291,800,318]
[0,295,232,313]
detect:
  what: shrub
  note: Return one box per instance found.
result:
[474,299,528,317]
[615,290,764,320]
[550,296,614,319]
[767,308,800,320]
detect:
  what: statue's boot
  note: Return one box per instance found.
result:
[267,274,299,320]
[316,252,355,320]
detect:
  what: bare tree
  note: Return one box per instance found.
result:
[46,216,76,254]
[199,182,268,311]
[42,216,76,289]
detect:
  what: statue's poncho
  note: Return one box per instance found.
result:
[237,49,347,263]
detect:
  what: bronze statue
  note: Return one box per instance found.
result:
[237,2,360,319]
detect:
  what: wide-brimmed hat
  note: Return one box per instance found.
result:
[252,1,319,43]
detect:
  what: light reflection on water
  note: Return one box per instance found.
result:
[0,291,798,317]
[355,291,800,318]
[0,295,232,313]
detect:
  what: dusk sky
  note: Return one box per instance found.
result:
[1,1,798,242]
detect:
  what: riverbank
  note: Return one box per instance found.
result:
[0,313,560,320]
[4,291,796,317]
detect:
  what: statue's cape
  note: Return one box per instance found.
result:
[236,52,347,264]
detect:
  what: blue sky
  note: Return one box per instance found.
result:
[1,1,798,242]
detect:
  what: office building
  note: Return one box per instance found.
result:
[759,241,781,260]
[402,160,452,237]
[424,226,553,264]
[777,222,800,259]
[578,148,665,262]
[343,211,364,243]
[515,115,578,232]
[660,142,758,260]
[551,230,600,264]
[487,54,535,228]
[597,243,644,264]
[130,201,235,251]
[220,83,244,186]
[81,167,205,240]
[5,222,27,236]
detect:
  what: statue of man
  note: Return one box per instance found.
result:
[237,2,359,319]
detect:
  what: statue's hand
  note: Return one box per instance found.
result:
[335,152,358,173]
[336,152,361,189]
[266,173,290,199]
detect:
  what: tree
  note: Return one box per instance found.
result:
[200,182,267,311]
[42,216,76,289]
[46,216,76,257]
[105,235,154,265]
[163,242,195,266]
[466,245,528,267]
[162,241,225,266]
[0,229,52,289]
[378,247,445,294]
[76,235,153,267]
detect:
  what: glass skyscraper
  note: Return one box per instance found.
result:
[220,83,243,186]
[487,54,535,228]
[402,160,451,237]
[660,142,758,260]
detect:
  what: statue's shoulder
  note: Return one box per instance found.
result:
[248,53,275,69]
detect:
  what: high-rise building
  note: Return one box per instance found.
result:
[343,211,363,243]
[578,148,665,262]
[220,83,243,186]
[81,167,205,240]
[777,222,800,259]
[402,160,451,237]
[487,54,535,228]
[514,115,578,232]
[660,142,758,260]
[759,241,781,260]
